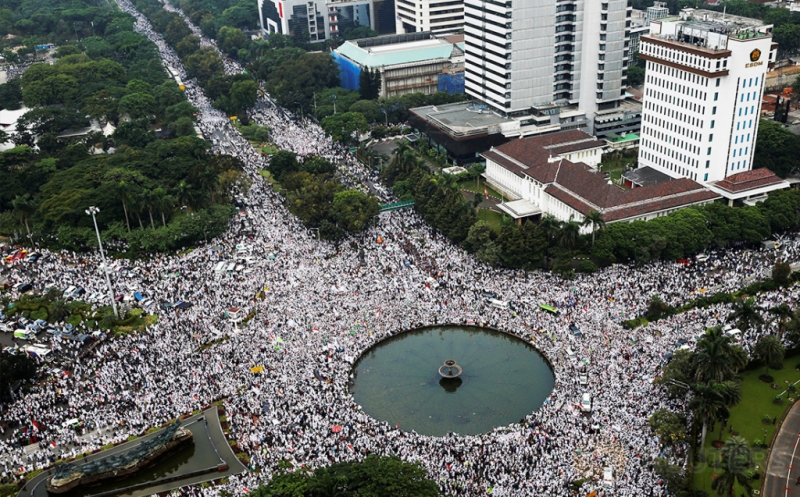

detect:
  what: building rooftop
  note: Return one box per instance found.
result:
[646,8,771,53]
[545,172,719,222]
[482,131,605,181]
[412,102,519,138]
[622,165,672,187]
[673,9,771,31]
[483,133,720,222]
[712,168,786,193]
[497,199,542,219]
[335,32,463,68]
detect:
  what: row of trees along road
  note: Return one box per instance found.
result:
[144,0,469,143]
[132,0,383,238]
[0,0,249,255]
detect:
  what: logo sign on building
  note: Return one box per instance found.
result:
[746,48,763,68]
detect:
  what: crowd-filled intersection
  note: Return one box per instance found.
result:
[1,1,800,495]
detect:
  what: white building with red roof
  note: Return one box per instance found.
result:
[482,130,720,233]
[706,168,790,206]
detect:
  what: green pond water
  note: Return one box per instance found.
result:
[349,326,555,436]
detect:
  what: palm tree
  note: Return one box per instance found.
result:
[11,194,35,237]
[152,188,175,227]
[768,303,793,341]
[198,167,220,203]
[694,327,747,384]
[558,216,581,251]
[538,215,562,243]
[753,335,785,379]
[138,190,157,229]
[711,436,754,497]
[51,300,70,323]
[716,380,742,443]
[689,382,729,449]
[114,181,133,232]
[785,308,800,346]
[581,210,606,246]
[129,195,145,230]
[104,168,146,233]
[385,142,419,183]
[727,296,765,333]
[173,180,196,210]
[44,287,61,302]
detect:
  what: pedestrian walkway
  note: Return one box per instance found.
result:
[379,200,415,212]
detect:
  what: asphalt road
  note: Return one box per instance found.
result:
[764,400,800,497]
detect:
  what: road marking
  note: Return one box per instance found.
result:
[785,430,800,497]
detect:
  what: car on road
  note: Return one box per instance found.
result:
[569,324,582,337]
[4,250,27,263]
[580,393,592,413]
[488,299,508,309]
[603,467,614,489]
[14,329,36,341]
[579,373,588,387]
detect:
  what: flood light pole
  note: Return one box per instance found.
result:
[86,206,119,319]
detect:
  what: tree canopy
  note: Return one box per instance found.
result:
[0,0,246,255]
[252,456,439,497]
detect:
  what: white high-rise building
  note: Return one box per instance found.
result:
[463,0,631,133]
[395,0,464,34]
[258,0,396,41]
[637,9,777,184]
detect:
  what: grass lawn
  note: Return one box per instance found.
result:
[598,152,637,183]
[693,362,800,495]
[259,169,282,193]
[457,179,511,201]
[477,209,506,233]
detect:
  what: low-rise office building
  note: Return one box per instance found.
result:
[333,32,464,97]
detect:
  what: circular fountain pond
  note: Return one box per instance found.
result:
[349,326,555,437]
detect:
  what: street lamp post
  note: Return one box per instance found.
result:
[86,206,119,320]
[381,109,388,126]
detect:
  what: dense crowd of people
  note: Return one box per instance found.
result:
[1,2,800,496]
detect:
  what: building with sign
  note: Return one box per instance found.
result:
[637,8,778,186]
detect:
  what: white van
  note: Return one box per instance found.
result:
[566,347,577,362]
[62,286,76,299]
[603,467,614,488]
[213,261,227,274]
[725,328,742,341]
[488,299,509,309]
[21,345,52,361]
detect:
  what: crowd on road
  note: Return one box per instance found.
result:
[2,1,800,496]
